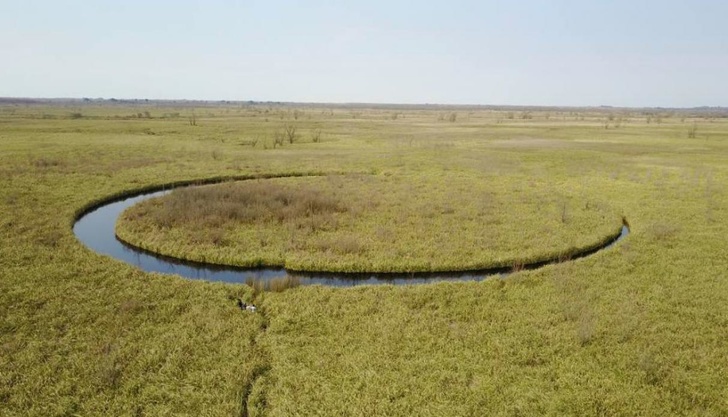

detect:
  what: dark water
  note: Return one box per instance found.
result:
[73,187,629,287]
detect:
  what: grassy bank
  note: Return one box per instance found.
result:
[2,102,728,415]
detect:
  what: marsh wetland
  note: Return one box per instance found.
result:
[2,101,728,416]
[74,176,628,286]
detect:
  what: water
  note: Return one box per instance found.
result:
[73,187,629,287]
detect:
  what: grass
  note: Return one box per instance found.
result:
[2,101,728,415]
[117,173,623,273]
[246,276,302,296]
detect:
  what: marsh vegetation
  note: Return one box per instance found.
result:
[117,174,623,272]
[2,100,728,416]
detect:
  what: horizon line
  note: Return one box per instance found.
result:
[0,96,726,111]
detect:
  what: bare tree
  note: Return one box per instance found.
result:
[285,124,297,144]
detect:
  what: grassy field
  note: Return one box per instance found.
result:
[2,101,728,416]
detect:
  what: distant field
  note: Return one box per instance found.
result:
[2,101,728,416]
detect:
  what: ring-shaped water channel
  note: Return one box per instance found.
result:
[73,175,629,287]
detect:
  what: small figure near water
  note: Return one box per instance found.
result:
[236,298,256,312]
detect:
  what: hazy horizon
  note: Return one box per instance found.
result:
[3,1,727,107]
[4,97,728,111]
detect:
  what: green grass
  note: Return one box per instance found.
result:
[2,102,728,415]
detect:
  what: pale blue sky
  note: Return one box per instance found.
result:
[2,0,726,107]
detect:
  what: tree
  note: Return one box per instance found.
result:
[285,124,297,144]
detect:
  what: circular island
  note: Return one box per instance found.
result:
[100,173,627,285]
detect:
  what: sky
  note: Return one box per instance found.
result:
[2,0,727,107]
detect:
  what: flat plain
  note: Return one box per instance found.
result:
[2,101,728,416]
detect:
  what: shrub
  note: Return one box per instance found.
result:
[688,123,698,139]
[311,129,322,143]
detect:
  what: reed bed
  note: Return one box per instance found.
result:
[2,102,728,416]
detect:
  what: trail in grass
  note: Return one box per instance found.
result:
[241,297,271,417]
